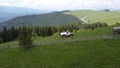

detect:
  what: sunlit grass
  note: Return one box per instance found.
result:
[65,10,120,25]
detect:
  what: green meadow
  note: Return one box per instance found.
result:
[65,10,120,25]
[0,24,120,68]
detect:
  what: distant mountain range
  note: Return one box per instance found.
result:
[0,6,48,23]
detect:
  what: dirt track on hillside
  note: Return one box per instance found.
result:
[0,35,119,50]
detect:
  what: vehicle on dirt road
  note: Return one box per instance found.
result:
[60,32,74,37]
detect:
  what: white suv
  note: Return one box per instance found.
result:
[60,32,74,37]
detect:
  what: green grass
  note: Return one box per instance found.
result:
[0,38,120,68]
[76,26,113,37]
[0,25,120,68]
[65,10,120,25]
[33,33,61,43]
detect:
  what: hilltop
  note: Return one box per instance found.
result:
[65,10,120,25]
[0,12,82,30]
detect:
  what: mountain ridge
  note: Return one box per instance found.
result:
[0,12,82,31]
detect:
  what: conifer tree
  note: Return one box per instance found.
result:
[0,38,3,44]
[1,27,7,42]
[19,27,33,49]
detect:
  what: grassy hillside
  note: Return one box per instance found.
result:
[0,25,120,68]
[0,38,120,68]
[65,10,120,25]
[0,9,120,68]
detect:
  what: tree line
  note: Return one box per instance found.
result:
[0,23,80,44]
[0,27,18,43]
[0,22,109,44]
[0,22,109,49]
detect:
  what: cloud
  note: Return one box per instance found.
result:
[0,0,120,10]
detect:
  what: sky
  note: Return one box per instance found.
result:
[0,0,120,11]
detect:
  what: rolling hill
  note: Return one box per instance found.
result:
[65,10,120,25]
[0,12,82,30]
[1,9,120,31]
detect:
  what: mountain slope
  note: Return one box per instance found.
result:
[65,10,120,25]
[0,12,82,30]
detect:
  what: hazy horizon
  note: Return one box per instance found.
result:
[0,0,120,11]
